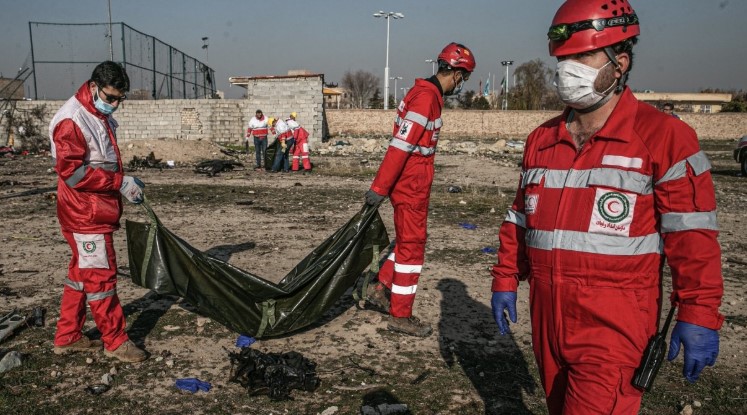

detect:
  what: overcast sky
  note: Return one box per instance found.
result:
[1,0,745,99]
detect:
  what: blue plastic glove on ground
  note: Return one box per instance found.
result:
[235,334,256,348]
[667,321,719,383]
[491,291,518,336]
[175,378,212,393]
[120,176,145,204]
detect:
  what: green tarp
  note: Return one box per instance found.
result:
[125,202,389,338]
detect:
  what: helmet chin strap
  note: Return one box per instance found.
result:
[603,46,628,93]
[576,47,625,114]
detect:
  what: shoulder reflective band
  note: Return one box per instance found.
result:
[525,229,662,255]
[657,151,712,185]
[660,211,718,233]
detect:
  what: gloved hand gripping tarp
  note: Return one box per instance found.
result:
[126,200,389,338]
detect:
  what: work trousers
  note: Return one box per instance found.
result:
[530,276,652,414]
[271,138,295,172]
[291,140,312,171]
[253,136,267,168]
[377,203,428,317]
[54,231,129,351]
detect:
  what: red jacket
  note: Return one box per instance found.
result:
[492,88,724,330]
[370,78,443,198]
[293,126,309,143]
[49,83,125,234]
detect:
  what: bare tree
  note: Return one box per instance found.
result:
[341,70,379,109]
[509,59,563,110]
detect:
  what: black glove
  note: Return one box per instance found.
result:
[365,189,386,206]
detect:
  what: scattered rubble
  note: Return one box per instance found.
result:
[194,159,244,176]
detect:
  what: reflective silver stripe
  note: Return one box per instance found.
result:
[687,151,712,176]
[64,162,119,187]
[545,169,574,188]
[588,168,652,194]
[524,168,652,194]
[521,168,546,188]
[525,229,663,255]
[404,111,428,127]
[90,161,119,172]
[391,283,418,295]
[388,138,436,156]
[657,151,712,185]
[65,164,88,187]
[661,211,718,233]
[505,209,526,228]
[387,252,395,261]
[87,289,116,302]
[402,112,441,131]
[394,263,423,274]
[64,278,84,291]
[657,160,687,184]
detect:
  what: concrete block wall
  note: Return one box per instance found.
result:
[243,77,324,142]
[5,100,746,150]
[114,99,245,143]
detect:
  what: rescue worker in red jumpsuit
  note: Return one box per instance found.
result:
[365,43,476,337]
[288,112,312,172]
[49,61,148,363]
[490,1,723,413]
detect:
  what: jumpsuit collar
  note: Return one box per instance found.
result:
[425,75,443,96]
[540,87,638,151]
[75,82,112,122]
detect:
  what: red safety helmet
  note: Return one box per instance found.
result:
[548,0,640,57]
[437,43,476,73]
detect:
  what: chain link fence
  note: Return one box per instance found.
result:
[29,22,215,100]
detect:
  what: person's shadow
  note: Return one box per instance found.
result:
[437,278,537,414]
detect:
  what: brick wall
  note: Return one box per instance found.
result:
[243,76,324,142]
[5,100,746,149]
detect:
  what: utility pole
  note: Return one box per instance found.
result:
[501,60,514,110]
[107,0,113,60]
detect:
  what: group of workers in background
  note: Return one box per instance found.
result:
[245,109,311,173]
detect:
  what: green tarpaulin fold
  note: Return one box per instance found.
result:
[125,201,389,338]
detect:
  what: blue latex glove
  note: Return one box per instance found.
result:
[175,378,212,393]
[235,334,256,348]
[120,176,145,204]
[667,321,719,383]
[491,291,518,335]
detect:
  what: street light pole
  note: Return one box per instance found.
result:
[373,11,404,110]
[201,36,209,64]
[390,76,403,103]
[501,60,514,110]
[425,59,436,75]
[107,0,113,61]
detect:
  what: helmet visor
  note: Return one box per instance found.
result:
[548,13,639,41]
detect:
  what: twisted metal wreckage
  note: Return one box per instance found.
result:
[126,200,389,338]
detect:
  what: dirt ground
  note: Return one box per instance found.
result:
[0,137,745,415]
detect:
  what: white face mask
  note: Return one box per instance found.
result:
[553,60,616,110]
